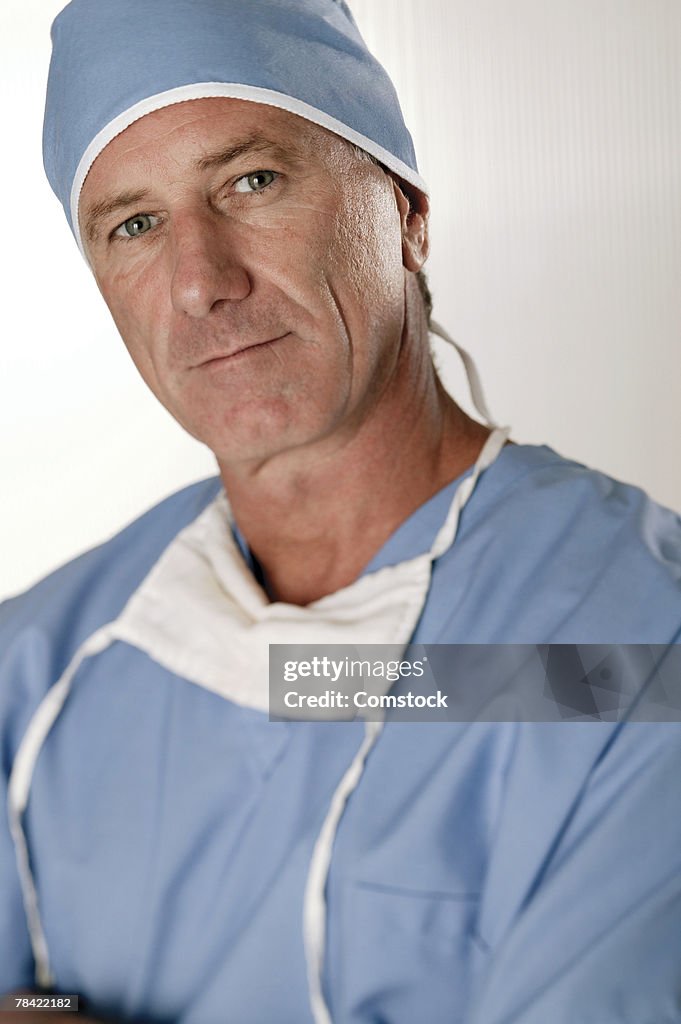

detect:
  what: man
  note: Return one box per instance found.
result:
[1,1,680,1022]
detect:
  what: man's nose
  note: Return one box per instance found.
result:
[169,212,252,318]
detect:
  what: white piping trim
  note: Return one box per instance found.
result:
[303,718,385,1024]
[430,320,499,428]
[70,82,428,257]
[430,424,511,561]
[7,625,116,988]
[301,416,511,1023]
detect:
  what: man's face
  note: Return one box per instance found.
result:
[80,98,425,467]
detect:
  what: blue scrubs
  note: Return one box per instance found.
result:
[1,443,680,1022]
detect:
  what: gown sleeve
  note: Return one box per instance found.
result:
[0,599,43,994]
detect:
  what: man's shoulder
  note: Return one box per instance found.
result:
[531,442,674,535]
[435,444,681,641]
[483,442,681,568]
[0,476,222,692]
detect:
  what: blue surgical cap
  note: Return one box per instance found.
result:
[43,0,427,254]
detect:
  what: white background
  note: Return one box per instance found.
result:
[1,0,680,600]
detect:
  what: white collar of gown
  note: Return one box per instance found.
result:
[109,425,510,714]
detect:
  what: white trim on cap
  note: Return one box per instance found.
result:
[70,81,428,256]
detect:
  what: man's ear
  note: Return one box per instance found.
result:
[392,178,430,272]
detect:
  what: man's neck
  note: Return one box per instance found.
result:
[217,308,490,605]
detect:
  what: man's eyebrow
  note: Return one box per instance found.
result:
[195,134,300,172]
[83,188,151,245]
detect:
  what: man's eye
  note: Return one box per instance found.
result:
[234,170,277,194]
[114,214,159,238]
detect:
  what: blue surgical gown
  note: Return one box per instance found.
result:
[1,443,680,1022]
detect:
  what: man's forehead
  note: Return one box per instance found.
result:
[96,98,338,172]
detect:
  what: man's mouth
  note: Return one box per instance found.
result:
[195,333,291,368]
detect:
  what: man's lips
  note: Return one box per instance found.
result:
[193,333,290,368]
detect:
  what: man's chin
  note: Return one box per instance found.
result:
[163,386,347,469]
